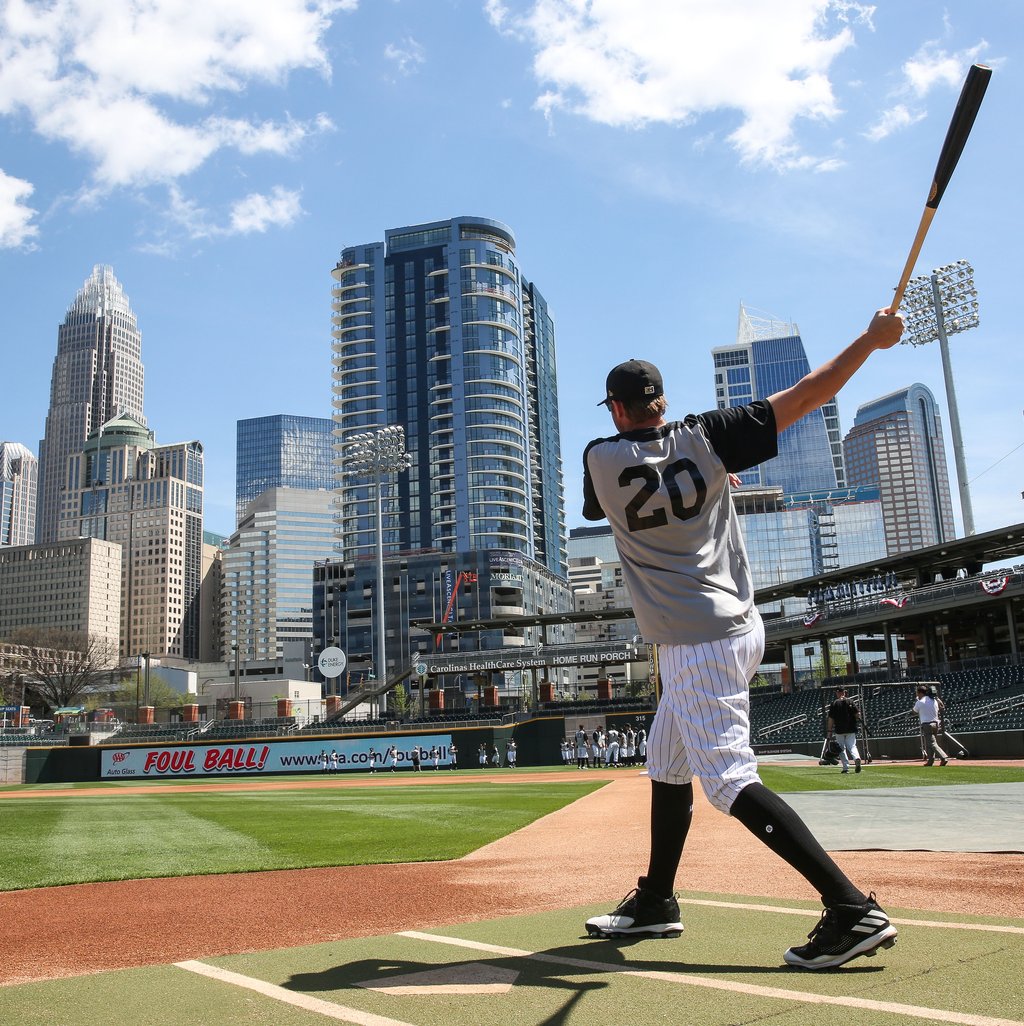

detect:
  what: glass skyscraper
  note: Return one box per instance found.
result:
[0,442,37,547]
[235,414,334,526]
[317,216,571,689]
[331,216,567,575]
[712,306,844,493]
[222,487,336,662]
[37,265,145,544]
[844,383,955,554]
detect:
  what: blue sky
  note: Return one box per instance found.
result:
[1,0,1021,539]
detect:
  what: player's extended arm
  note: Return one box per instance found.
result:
[768,309,904,434]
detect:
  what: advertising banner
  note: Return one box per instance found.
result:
[100,734,454,779]
[488,549,524,587]
[424,647,633,675]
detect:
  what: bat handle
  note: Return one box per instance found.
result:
[889,207,936,311]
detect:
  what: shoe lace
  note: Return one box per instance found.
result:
[806,906,840,943]
[614,888,640,913]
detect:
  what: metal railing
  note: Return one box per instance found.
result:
[756,713,808,739]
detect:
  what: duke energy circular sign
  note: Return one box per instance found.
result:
[318,647,348,679]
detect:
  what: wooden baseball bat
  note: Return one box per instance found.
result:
[890,63,992,311]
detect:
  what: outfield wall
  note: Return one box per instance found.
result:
[22,712,660,784]
[21,720,1024,783]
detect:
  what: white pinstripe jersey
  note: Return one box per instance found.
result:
[582,401,777,645]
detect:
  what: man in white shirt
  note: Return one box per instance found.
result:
[913,685,948,766]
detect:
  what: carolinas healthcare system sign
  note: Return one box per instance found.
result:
[100,734,454,779]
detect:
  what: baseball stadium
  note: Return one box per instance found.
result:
[1,525,1022,1026]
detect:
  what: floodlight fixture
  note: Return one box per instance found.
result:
[343,425,412,709]
[899,259,979,535]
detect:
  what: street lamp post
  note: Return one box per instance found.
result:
[344,426,412,716]
[900,259,980,536]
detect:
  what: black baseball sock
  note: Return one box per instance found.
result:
[730,782,866,907]
[642,780,693,898]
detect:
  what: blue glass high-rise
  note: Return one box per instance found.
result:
[235,414,334,526]
[320,216,571,691]
[712,306,844,493]
[331,216,567,575]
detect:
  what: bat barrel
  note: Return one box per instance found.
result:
[927,64,992,209]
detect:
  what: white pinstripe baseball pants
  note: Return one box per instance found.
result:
[646,613,765,814]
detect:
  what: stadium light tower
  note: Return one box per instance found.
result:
[900,259,980,536]
[345,426,412,701]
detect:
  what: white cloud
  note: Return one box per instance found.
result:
[861,40,991,143]
[0,0,353,193]
[384,38,426,76]
[0,168,39,248]
[865,103,926,142]
[902,43,987,97]
[155,183,303,241]
[488,0,877,170]
[229,186,304,234]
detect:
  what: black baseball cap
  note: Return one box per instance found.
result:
[598,359,664,407]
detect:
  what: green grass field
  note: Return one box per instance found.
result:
[2,764,1021,893]
[759,762,1024,791]
[0,780,605,891]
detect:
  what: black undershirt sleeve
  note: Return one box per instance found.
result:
[581,438,607,521]
[691,400,779,473]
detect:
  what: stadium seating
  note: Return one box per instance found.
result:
[0,734,68,746]
[749,663,1024,743]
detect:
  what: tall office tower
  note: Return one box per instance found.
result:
[318,217,571,688]
[235,414,334,526]
[844,383,956,554]
[712,305,845,493]
[58,414,204,660]
[37,265,145,544]
[0,443,38,547]
[222,487,335,662]
[331,216,567,575]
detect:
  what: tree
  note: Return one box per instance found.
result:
[624,677,653,700]
[109,672,185,713]
[4,628,118,711]
[391,681,410,719]
[1,670,26,708]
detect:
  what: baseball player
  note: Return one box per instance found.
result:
[607,728,620,767]
[581,309,903,970]
[826,687,862,773]
[914,685,949,766]
[575,725,589,769]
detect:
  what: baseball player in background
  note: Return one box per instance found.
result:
[826,686,863,774]
[581,309,903,970]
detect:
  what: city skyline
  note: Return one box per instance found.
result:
[1,2,1021,540]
